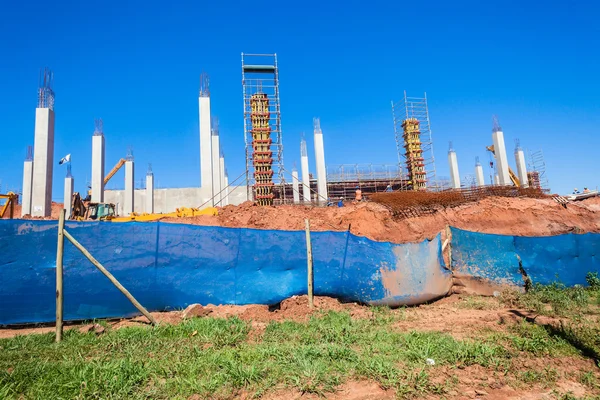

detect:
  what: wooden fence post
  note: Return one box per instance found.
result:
[305,219,314,309]
[55,209,66,342]
[63,230,158,326]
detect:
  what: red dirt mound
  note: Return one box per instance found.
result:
[164,196,600,244]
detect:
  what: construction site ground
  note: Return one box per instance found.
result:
[2,194,600,398]
[1,290,600,399]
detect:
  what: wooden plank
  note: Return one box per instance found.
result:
[63,229,158,326]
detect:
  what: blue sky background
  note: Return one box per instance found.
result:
[1,0,599,200]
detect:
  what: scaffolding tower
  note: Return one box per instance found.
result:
[391,92,437,190]
[527,149,550,191]
[241,53,284,204]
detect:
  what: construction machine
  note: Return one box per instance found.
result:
[486,145,521,187]
[87,158,126,196]
[110,207,217,222]
[71,192,116,221]
[0,192,18,219]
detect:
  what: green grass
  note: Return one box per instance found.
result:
[2,281,600,399]
[0,311,514,400]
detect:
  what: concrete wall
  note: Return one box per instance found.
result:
[199,96,212,195]
[64,176,74,219]
[124,160,134,215]
[31,108,55,217]
[492,130,511,186]
[448,151,461,189]
[91,135,105,203]
[104,185,248,215]
[21,160,33,216]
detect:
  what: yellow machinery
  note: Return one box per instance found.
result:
[0,192,18,219]
[111,207,218,222]
[72,192,217,222]
[486,145,521,187]
[87,158,126,196]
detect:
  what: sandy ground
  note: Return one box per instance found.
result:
[2,294,598,399]
[163,196,600,243]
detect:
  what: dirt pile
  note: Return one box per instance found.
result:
[164,196,600,243]
[2,202,64,220]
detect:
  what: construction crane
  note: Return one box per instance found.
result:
[0,192,18,219]
[486,145,521,187]
[87,158,126,196]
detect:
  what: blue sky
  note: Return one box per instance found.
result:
[1,0,599,200]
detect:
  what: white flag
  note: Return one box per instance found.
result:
[59,154,71,165]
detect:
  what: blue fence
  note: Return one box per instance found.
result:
[451,227,600,287]
[0,220,452,325]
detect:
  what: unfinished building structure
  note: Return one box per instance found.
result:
[30,68,56,217]
[448,142,460,189]
[491,116,511,186]
[313,118,328,204]
[392,92,436,191]
[21,146,33,216]
[242,53,284,205]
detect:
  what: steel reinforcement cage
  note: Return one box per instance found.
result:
[241,53,284,203]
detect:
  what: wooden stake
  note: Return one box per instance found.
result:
[55,209,65,342]
[63,230,158,326]
[305,219,314,309]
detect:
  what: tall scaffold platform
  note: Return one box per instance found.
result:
[527,149,550,191]
[241,53,284,205]
[391,92,437,190]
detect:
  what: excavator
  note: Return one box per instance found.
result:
[0,192,18,219]
[71,192,116,221]
[486,145,522,187]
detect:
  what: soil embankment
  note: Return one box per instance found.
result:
[164,196,600,243]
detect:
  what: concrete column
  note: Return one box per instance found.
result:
[475,163,485,187]
[492,129,511,186]
[146,172,154,213]
[224,174,229,206]
[124,159,134,215]
[64,173,74,219]
[448,148,460,189]
[31,108,55,217]
[91,134,105,203]
[21,159,33,216]
[515,148,529,188]
[494,174,500,185]
[211,131,221,206]
[199,95,212,195]
[300,139,311,203]
[292,168,300,204]
[219,154,225,206]
[313,118,328,204]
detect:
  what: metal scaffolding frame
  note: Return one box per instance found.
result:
[527,149,550,191]
[391,91,437,190]
[241,53,284,203]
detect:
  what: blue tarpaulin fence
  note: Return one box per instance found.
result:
[451,227,600,287]
[0,220,452,325]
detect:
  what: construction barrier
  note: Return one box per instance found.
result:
[451,227,600,287]
[0,220,452,325]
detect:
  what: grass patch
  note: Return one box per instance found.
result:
[500,282,594,318]
[456,296,499,310]
[0,311,514,399]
